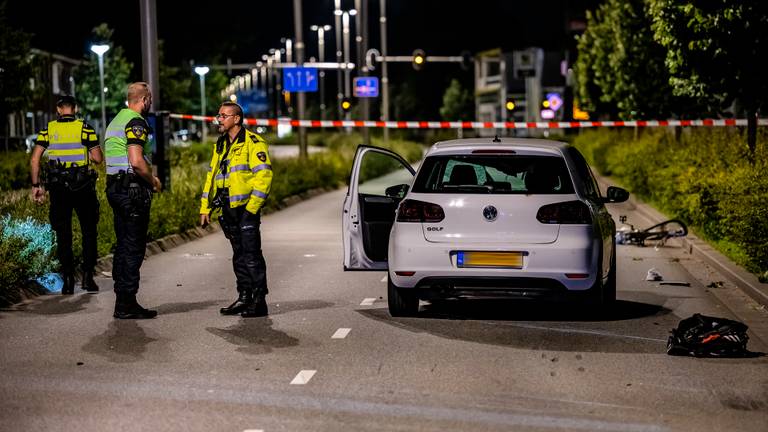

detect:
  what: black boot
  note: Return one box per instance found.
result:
[240,295,268,318]
[81,271,99,292]
[61,273,75,295]
[113,293,158,319]
[220,292,253,315]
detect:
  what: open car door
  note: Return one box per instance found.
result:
[343,145,416,270]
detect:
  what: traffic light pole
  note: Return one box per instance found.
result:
[293,0,308,159]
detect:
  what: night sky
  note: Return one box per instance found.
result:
[9,0,599,68]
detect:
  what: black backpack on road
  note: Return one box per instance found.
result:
[667,313,757,358]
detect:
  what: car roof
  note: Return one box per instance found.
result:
[426,138,569,157]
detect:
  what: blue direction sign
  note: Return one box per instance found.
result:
[283,67,318,92]
[353,76,379,98]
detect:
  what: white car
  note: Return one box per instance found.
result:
[342,138,629,317]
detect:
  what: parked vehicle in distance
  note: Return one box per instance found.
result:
[342,138,630,317]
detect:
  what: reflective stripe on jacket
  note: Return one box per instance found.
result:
[37,118,96,168]
[104,109,150,175]
[200,129,273,215]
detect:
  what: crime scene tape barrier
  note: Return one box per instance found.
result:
[171,114,768,129]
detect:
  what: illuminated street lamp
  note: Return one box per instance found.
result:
[90,44,110,140]
[310,24,332,119]
[194,66,210,143]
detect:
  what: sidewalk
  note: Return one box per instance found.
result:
[596,174,768,309]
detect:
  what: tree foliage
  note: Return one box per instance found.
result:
[439,79,474,121]
[575,0,688,119]
[0,2,33,127]
[73,24,133,124]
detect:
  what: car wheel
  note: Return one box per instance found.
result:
[388,275,418,317]
[601,247,617,306]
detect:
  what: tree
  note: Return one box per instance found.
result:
[0,1,33,149]
[439,79,474,121]
[575,0,690,119]
[649,0,768,155]
[158,40,193,115]
[73,24,133,125]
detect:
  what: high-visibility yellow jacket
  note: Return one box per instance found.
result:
[200,128,273,215]
[35,115,99,168]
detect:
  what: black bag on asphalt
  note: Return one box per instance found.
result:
[667,313,751,357]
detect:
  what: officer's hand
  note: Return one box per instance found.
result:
[31,186,46,204]
[200,213,210,228]
[152,176,162,192]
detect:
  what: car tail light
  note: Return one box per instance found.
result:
[536,200,592,224]
[397,199,445,223]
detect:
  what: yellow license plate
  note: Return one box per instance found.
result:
[457,251,525,268]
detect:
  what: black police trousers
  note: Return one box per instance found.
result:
[106,177,152,295]
[219,204,268,297]
[49,184,99,276]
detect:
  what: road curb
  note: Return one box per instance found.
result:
[598,176,768,309]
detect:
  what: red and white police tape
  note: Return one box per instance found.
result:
[171,114,768,129]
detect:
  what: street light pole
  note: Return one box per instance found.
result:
[342,9,357,122]
[334,0,343,120]
[194,66,209,143]
[90,44,109,142]
[379,0,389,142]
[310,25,332,120]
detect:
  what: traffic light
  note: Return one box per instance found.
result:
[341,97,352,113]
[460,50,473,71]
[505,97,516,112]
[412,49,426,71]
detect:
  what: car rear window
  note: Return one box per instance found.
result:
[411,154,574,194]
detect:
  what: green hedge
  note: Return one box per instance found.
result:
[0,151,31,191]
[571,128,768,279]
[0,132,423,304]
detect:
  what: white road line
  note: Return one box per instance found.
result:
[290,370,317,385]
[380,275,387,282]
[360,298,377,306]
[332,328,351,339]
[243,429,264,432]
[303,254,316,257]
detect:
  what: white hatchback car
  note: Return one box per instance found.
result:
[342,138,629,317]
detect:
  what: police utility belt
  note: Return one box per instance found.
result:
[45,160,97,192]
[107,170,153,201]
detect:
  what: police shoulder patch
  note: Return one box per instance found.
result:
[131,125,146,138]
[257,152,267,162]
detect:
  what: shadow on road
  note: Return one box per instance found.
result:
[268,299,335,316]
[11,293,96,315]
[82,320,162,363]
[207,319,300,355]
[155,301,220,315]
[358,299,675,354]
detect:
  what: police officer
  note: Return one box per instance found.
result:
[199,102,273,317]
[104,82,162,319]
[30,95,103,295]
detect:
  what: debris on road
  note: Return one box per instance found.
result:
[667,313,761,358]
[646,268,663,281]
[659,281,691,287]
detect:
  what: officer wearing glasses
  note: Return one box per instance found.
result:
[199,102,273,317]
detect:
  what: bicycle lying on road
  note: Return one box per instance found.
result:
[616,216,688,246]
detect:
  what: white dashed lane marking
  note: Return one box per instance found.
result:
[360,298,377,306]
[303,254,316,257]
[332,328,351,339]
[290,370,317,385]
[381,275,387,282]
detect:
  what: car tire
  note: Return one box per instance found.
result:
[601,247,617,306]
[388,275,418,317]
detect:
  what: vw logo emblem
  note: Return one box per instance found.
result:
[483,205,498,222]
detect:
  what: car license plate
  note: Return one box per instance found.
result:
[457,251,525,268]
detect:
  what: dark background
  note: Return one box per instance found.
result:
[7,0,600,118]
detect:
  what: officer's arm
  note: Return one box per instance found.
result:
[82,123,103,164]
[245,137,273,214]
[30,130,49,186]
[125,119,161,191]
[199,150,217,215]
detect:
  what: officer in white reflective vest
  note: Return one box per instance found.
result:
[30,95,103,294]
[199,102,273,317]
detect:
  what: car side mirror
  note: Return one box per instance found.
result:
[385,183,409,199]
[603,186,629,203]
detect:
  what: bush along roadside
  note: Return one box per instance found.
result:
[0,215,58,305]
[571,127,768,281]
[0,132,424,306]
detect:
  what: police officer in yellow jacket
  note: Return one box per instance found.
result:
[30,95,103,294]
[199,102,273,317]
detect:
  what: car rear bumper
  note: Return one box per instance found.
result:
[388,224,602,293]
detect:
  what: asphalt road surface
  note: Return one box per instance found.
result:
[1,188,767,432]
